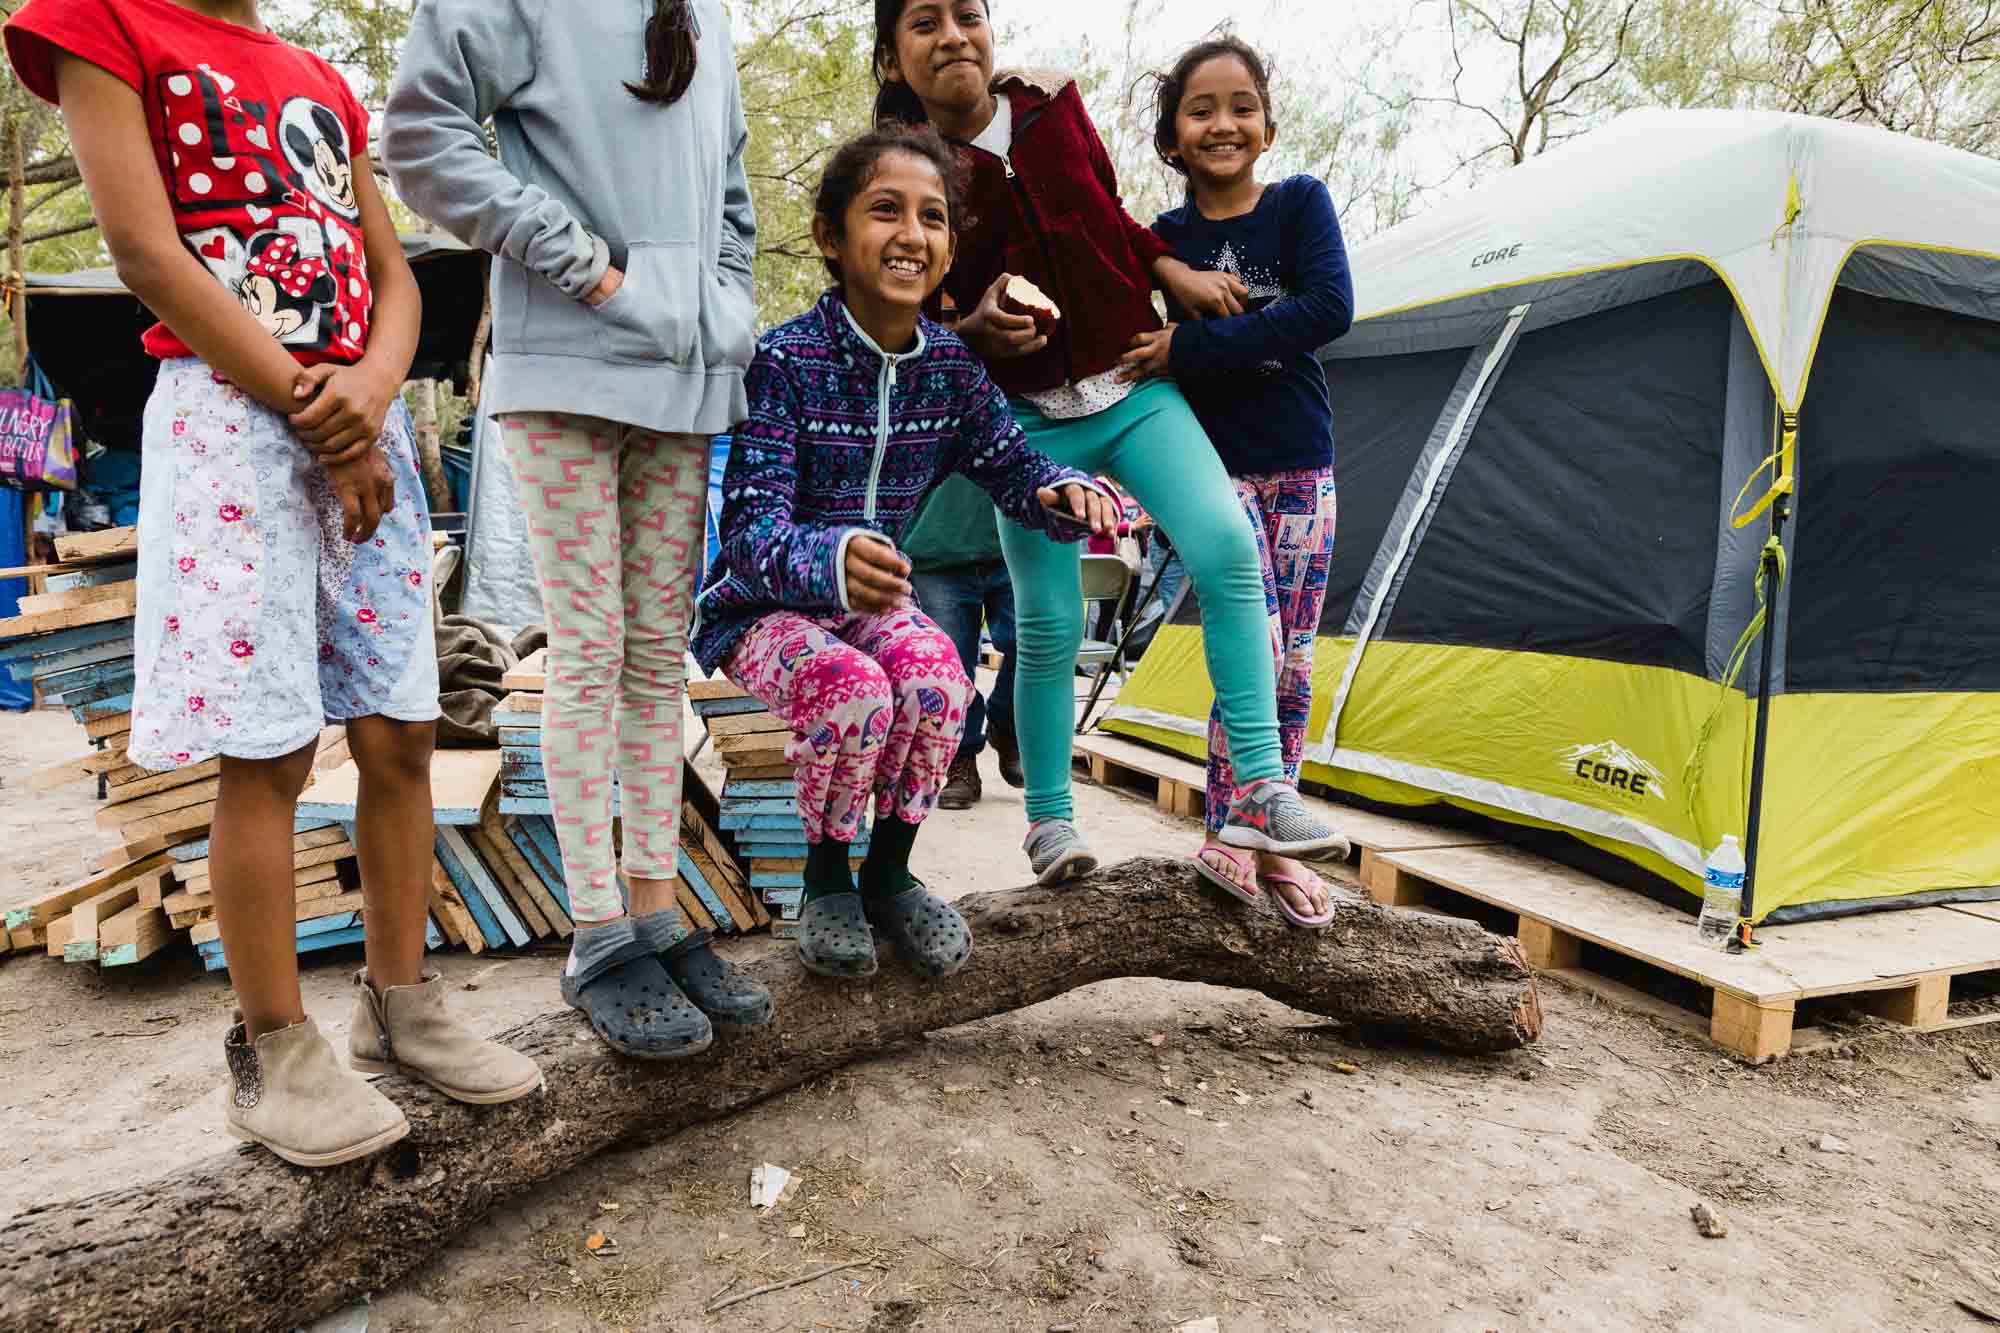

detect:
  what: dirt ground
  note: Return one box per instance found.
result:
[5,701,2000,1333]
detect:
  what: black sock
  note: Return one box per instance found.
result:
[859,817,921,900]
[803,838,855,903]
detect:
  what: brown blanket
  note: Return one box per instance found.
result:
[435,615,546,747]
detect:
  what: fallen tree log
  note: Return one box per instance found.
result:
[0,857,1540,1332]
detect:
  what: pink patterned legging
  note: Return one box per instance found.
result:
[724,608,972,844]
[497,413,708,925]
[1206,466,1339,833]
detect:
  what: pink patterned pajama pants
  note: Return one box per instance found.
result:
[723,608,972,845]
[497,413,708,925]
[1206,466,1339,833]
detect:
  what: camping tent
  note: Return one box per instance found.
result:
[1106,109,2000,924]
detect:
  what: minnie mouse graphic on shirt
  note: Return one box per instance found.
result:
[158,63,371,360]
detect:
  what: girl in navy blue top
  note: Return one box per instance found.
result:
[1125,37,1355,926]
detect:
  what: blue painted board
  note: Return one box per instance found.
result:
[721,797,800,816]
[676,847,735,932]
[498,727,541,747]
[29,656,133,693]
[199,923,368,971]
[499,795,555,816]
[506,819,572,918]
[436,828,529,947]
[497,779,621,813]
[7,633,134,682]
[722,780,797,799]
[517,818,567,884]
[440,852,507,949]
[0,618,131,661]
[47,671,136,707]
[739,839,869,858]
[501,760,546,784]
[720,813,816,832]
[171,817,336,861]
[689,695,768,718]
[70,691,132,722]
[752,870,805,889]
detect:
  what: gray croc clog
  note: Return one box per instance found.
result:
[663,930,775,1032]
[865,881,972,979]
[560,952,714,1060]
[797,892,878,979]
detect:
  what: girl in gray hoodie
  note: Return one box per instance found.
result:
[385,0,769,1060]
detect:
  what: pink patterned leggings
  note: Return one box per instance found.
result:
[724,608,972,844]
[1207,466,1339,833]
[497,413,708,925]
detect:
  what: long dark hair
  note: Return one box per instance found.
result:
[872,0,990,127]
[814,123,966,282]
[627,0,700,106]
[1149,35,1277,178]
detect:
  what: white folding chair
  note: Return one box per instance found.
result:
[1074,554,1134,727]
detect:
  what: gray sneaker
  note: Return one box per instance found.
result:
[1217,779,1352,861]
[1024,819,1099,886]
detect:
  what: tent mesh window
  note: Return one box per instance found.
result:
[1788,286,2000,693]
[1380,280,1734,676]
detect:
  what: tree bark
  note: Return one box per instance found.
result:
[10,117,29,382]
[0,857,1540,1332]
[406,377,450,511]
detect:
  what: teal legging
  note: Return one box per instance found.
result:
[998,379,1282,824]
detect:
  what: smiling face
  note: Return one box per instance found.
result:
[815,148,957,325]
[1172,54,1275,191]
[880,0,994,123]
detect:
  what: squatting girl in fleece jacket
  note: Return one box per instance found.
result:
[871,0,1352,894]
[694,125,1114,982]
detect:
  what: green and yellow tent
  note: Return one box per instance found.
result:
[1109,109,2000,923]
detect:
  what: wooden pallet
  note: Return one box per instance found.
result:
[1366,842,2000,1061]
[1071,733,1496,875]
[1073,731,1209,819]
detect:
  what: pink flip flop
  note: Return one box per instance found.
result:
[1262,870,1336,929]
[1192,844,1262,907]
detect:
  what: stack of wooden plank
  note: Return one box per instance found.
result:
[2,527,448,969]
[5,849,175,966]
[688,679,868,940]
[493,658,768,936]
[294,745,579,955]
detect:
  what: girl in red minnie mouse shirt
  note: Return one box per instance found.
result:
[4,0,543,1170]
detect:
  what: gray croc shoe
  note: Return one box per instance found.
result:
[865,880,972,979]
[797,892,879,979]
[1024,819,1099,886]
[664,931,775,1033]
[1218,779,1352,861]
[560,919,714,1060]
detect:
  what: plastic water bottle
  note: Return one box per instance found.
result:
[1697,836,1746,949]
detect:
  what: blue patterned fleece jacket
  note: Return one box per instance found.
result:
[692,290,1097,672]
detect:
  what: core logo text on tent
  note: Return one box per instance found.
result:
[1559,741,1666,802]
[1471,243,1522,269]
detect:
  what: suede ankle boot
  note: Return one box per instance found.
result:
[223,1014,409,1168]
[349,971,545,1104]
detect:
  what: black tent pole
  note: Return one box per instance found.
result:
[1734,490,1791,950]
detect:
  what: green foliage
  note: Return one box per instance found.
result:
[732,0,876,326]
[1745,0,2000,153]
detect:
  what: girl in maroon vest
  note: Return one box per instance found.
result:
[872,0,1351,891]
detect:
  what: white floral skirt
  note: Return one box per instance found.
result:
[128,359,439,771]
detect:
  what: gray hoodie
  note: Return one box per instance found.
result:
[384,0,756,435]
